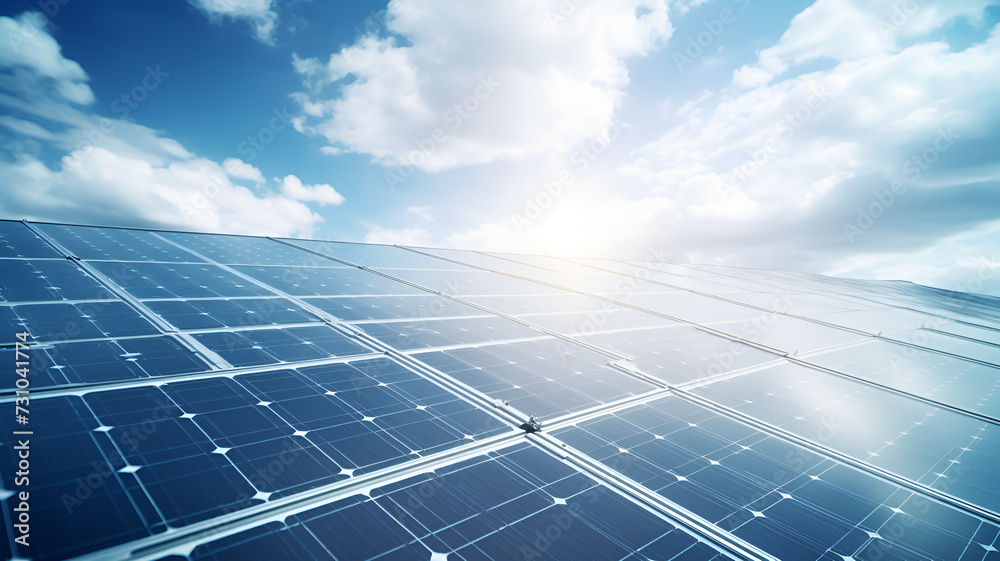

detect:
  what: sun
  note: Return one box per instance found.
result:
[537,206,594,256]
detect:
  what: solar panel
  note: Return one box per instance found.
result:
[305,294,489,322]
[190,325,373,367]
[156,232,338,266]
[0,221,61,258]
[0,301,160,340]
[4,335,212,387]
[804,339,1000,418]
[35,224,206,262]
[575,326,780,384]
[413,338,656,419]
[144,297,322,330]
[691,361,1000,512]
[278,238,472,270]
[181,442,730,561]
[551,395,1000,561]
[0,260,116,302]
[88,262,279,299]
[232,265,427,297]
[2,219,999,561]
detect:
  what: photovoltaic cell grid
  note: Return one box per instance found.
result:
[0,358,515,560]
[690,361,1000,513]
[552,396,1000,561]
[1,219,999,561]
[161,443,729,561]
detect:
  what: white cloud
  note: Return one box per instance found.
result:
[732,0,993,88]
[0,12,94,104]
[3,148,322,237]
[671,0,710,17]
[187,0,278,44]
[0,115,57,140]
[0,13,329,238]
[436,2,1000,294]
[278,174,345,206]
[624,6,1000,287]
[318,146,344,156]
[223,157,265,184]
[291,0,672,172]
[363,224,435,246]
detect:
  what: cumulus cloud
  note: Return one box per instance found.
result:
[0,12,94,104]
[436,1,1000,294]
[223,157,265,184]
[291,0,672,172]
[3,148,322,236]
[278,174,345,206]
[732,0,993,88]
[187,0,278,44]
[0,13,333,238]
[615,2,1000,286]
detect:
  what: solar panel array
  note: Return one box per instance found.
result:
[2,219,999,561]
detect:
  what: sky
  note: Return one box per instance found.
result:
[1,0,999,295]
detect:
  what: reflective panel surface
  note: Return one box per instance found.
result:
[3,221,999,561]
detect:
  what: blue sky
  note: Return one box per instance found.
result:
[1,0,999,294]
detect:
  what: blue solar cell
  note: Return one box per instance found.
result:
[0,220,61,258]
[5,335,210,387]
[0,397,158,560]
[191,325,371,367]
[158,232,333,266]
[180,442,726,561]
[144,360,510,489]
[6,221,1000,561]
[357,316,543,350]
[0,358,505,541]
[553,395,1000,561]
[114,417,215,465]
[279,238,472,270]
[413,338,656,418]
[577,325,779,383]
[89,261,279,299]
[177,523,333,561]
[305,294,486,321]
[139,453,261,525]
[232,264,424,296]
[145,297,321,329]
[35,224,205,262]
[691,361,1000,512]
[0,301,159,341]
[0,259,116,302]
[295,359,512,471]
[194,402,295,447]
